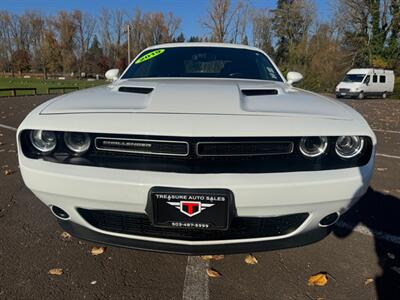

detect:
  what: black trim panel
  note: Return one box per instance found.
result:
[118,86,153,94]
[20,131,374,174]
[241,89,278,96]
[77,208,309,241]
[58,220,331,255]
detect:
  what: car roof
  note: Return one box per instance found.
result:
[143,42,264,53]
[347,68,394,74]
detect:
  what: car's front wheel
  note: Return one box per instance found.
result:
[358,92,365,100]
[382,92,387,99]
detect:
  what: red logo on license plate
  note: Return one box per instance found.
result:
[167,201,214,217]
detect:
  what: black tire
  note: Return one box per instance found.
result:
[358,92,364,100]
[336,94,342,99]
[382,92,387,99]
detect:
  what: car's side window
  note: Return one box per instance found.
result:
[373,75,378,82]
[379,75,386,83]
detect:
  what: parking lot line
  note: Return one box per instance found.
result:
[376,153,400,159]
[182,256,210,300]
[0,123,17,131]
[373,128,400,134]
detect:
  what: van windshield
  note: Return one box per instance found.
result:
[343,74,366,83]
[122,47,283,81]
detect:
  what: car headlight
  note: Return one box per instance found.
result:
[30,130,57,153]
[64,132,91,154]
[299,136,328,158]
[335,136,364,158]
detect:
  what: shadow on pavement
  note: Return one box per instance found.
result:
[333,188,400,300]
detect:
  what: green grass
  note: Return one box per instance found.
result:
[0,77,106,97]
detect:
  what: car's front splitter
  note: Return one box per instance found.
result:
[58,219,331,255]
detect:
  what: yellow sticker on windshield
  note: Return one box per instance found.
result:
[135,49,165,64]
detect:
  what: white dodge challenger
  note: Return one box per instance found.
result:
[17,43,375,254]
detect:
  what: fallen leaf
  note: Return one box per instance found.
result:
[376,168,387,172]
[308,272,328,286]
[60,231,71,241]
[201,255,224,261]
[365,278,374,285]
[244,254,258,265]
[48,268,63,276]
[91,246,106,256]
[3,169,13,176]
[387,253,396,260]
[391,266,400,275]
[90,281,97,285]
[206,268,222,278]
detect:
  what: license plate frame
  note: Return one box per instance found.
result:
[146,187,235,231]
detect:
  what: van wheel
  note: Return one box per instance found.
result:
[382,92,387,99]
[358,92,364,100]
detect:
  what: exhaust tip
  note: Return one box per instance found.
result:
[319,212,340,227]
[50,205,70,220]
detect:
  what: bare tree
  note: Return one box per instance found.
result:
[251,9,274,55]
[73,10,96,75]
[0,11,14,74]
[201,0,244,42]
[48,11,77,74]
[100,9,126,67]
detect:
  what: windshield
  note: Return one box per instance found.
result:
[122,47,283,81]
[343,74,366,83]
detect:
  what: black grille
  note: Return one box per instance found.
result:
[339,88,350,92]
[78,208,309,241]
[196,141,293,156]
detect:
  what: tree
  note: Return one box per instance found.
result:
[201,0,246,43]
[272,0,315,66]
[73,10,96,76]
[41,30,61,76]
[128,9,181,55]
[251,9,274,56]
[0,11,15,75]
[100,8,125,67]
[188,36,203,42]
[172,32,185,43]
[49,11,77,74]
[11,49,30,74]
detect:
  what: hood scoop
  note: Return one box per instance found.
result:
[241,89,278,96]
[118,86,154,94]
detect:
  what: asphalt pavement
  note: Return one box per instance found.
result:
[0,95,399,300]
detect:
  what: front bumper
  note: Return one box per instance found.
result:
[336,91,360,98]
[20,155,374,254]
[59,219,331,255]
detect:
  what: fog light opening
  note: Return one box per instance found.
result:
[319,212,340,227]
[50,205,70,220]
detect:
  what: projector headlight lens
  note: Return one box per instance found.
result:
[64,132,91,154]
[30,130,57,153]
[299,136,328,158]
[335,136,364,158]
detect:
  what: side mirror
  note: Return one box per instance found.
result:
[105,69,120,81]
[286,71,303,85]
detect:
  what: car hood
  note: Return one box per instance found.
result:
[336,82,362,89]
[40,78,353,120]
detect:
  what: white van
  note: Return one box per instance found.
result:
[336,68,395,99]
